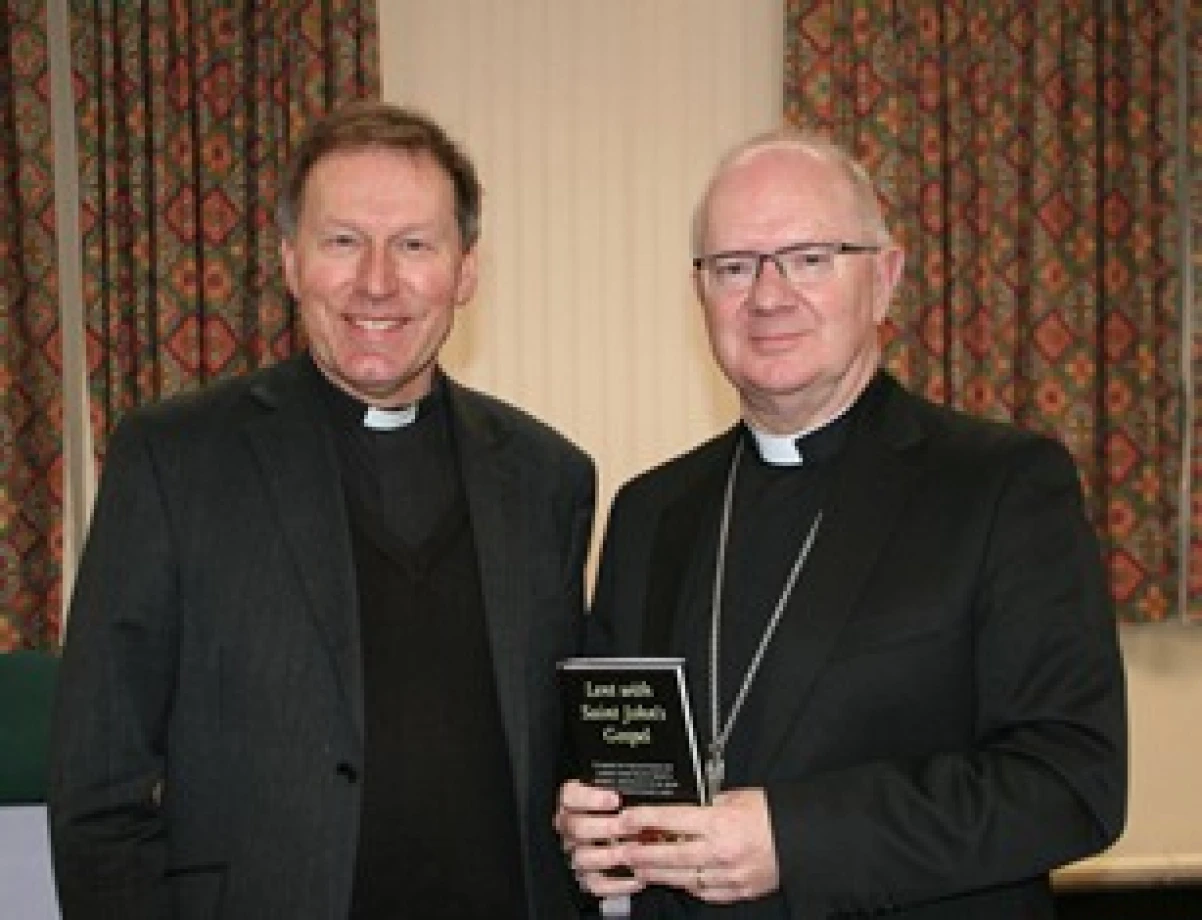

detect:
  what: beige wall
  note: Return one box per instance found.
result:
[379,0,1202,883]
[379,0,768,511]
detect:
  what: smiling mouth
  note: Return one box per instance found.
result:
[348,316,407,332]
[752,330,807,346]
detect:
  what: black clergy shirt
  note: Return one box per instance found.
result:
[648,383,876,920]
[306,358,526,920]
[678,387,868,797]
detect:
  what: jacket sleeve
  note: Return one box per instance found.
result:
[768,437,1128,917]
[49,414,175,919]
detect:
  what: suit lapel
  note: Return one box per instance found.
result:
[745,379,925,779]
[643,429,740,656]
[241,359,364,743]
[447,384,532,796]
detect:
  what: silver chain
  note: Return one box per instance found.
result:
[706,438,823,801]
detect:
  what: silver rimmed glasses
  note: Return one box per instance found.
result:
[693,241,881,294]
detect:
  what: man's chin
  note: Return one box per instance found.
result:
[354,366,435,404]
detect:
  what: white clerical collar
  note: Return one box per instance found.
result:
[748,426,807,466]
[747,404,854,467]
[363,404,418,431]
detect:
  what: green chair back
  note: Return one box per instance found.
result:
[0,650,60,804]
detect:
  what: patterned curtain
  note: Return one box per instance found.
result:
[1,1,62,650]
[785,1,1197,622]
[71,0,379,449]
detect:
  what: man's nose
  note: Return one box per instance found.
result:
[749,254,795,307]
[357,246,399,298]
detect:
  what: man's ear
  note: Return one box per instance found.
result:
[873,246,905,322]
[454,245,480,307]
[280,237,299,300]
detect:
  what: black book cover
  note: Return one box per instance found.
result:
[557,656,706,805]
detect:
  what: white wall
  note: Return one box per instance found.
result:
[378,0,1202,884]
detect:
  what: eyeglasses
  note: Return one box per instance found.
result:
[692,241,882,293]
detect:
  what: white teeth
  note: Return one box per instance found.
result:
[351,318,402,331]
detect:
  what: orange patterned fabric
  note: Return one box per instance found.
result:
[785,0,1199,622]
[72,0,379,450]
[1,1,63,650]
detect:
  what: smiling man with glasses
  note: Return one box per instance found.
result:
[556,128,1126,919]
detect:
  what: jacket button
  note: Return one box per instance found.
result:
[335,761,359,783]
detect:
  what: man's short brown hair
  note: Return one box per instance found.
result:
[276,100,482,248]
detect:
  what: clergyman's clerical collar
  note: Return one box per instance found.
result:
[305,353,439,434]
[746,402,856,467]
[363,404,417,431]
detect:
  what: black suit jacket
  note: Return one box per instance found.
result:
[49,355,596,919]
[589,373,1126,919]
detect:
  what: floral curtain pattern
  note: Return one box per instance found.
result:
[71,0,379,449]
[785,0,1197,622]
[1,0,62,650]
[0,1,377,650]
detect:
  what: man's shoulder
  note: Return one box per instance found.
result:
[880,374,1077,474]
[110,357,305,444]
[615,427,736,508]
[446,379,593,468]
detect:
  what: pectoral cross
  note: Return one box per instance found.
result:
[705,742,725,803]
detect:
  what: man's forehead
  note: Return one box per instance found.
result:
[717,144,842,194]
[705,150,855,234]
[299,147,456,214]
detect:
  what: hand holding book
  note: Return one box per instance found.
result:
[556,780,781,902]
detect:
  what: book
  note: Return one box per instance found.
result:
[557,656,706,806]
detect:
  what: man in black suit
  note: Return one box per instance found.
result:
[49,101,595,919]
[556,129,1126,918]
